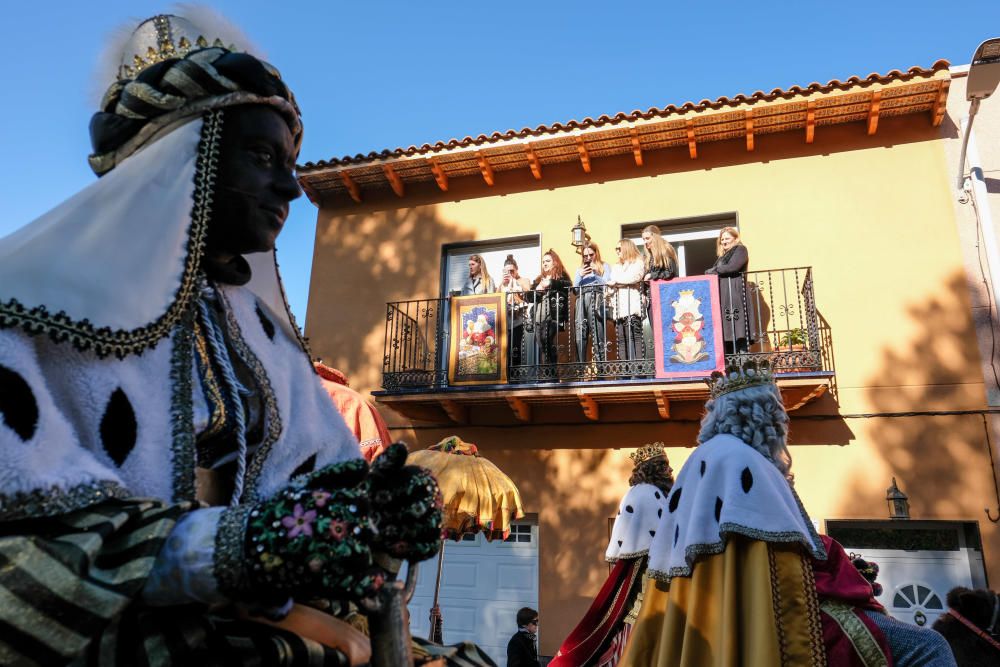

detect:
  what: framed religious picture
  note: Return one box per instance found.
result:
[650,276,725,379]
[448,294,508,386]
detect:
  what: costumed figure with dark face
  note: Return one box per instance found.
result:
[549,444,674,667]
[0,12,443,666]
[620,363,957,667]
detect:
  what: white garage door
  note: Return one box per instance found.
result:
[405,523,539,664]
[845,549,968,627]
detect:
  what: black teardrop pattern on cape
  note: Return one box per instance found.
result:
[700,460,706,476]
[0,365,38,442]
[668,487,682,513]
[291,453,317,478]
[100,388,138,467]
[255,303,276,341]
[715,496,723,522]
[741,467,754,493]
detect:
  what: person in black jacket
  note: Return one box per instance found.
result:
[530,250,572,377]
[507,607,541,667]
[641,225,678,326]
[704,226,755,353]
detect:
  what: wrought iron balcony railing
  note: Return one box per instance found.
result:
[382,267,825,392]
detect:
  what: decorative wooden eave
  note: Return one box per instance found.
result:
[298,61,951,206]
[373,375,832,426]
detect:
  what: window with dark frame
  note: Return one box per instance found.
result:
[623,212,739,277]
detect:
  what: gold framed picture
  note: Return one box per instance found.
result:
[448,294,508,386]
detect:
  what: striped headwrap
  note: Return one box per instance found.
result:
[89,15,301,175]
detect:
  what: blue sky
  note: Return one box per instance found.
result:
[3,1,1000,323]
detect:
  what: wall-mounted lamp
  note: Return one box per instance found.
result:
[886,477,910,520]
[571,215,591,254]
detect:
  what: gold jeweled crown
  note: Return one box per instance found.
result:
[706,359,775,399]
[118,15,239,79]
[630,442,665,465]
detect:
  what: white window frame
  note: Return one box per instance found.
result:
[440,235,541,297]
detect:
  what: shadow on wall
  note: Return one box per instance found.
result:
[480,444,637,656]
[305,204,466,393]
[841,272,999,575]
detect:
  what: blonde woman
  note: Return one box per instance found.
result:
[704,226,753,352]
[641,225,678,325]
[461,254,496,295]
[606,239,647,365]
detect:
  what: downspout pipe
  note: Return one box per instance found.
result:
[959,113,1000,403]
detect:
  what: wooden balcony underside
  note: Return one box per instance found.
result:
[375,374,831,425]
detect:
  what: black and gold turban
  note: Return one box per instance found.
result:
[89,39,301,175]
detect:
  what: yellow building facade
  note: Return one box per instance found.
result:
[301,60,999,655]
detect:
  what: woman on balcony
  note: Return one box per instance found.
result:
[573,243,610,364]
[461,254,496,295]
[704,226,754,354]
[530,250,572,377]
[606,239,647,370]
[500,254,532,367]
[641,225,678,326]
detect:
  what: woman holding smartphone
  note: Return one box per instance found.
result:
[500,255,531,367]
[573,243,610,364]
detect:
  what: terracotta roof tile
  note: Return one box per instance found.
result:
[300,60,948,173]
[298,61,951,203]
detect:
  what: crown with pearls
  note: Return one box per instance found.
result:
[706,359,775,399]
[630,442,665,465]
[117,14,240,80]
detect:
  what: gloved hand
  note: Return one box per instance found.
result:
[217,459,384,605]
[366,443,443,562]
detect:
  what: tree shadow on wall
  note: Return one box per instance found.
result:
[840,272,999,570]
[305,205,467,392]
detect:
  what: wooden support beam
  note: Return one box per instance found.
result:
[867,91,881,136]
[525,144,543,180]
[506,396,531,422]
[440,399,468,424]
[579,394,599,421]
[476,151,495,186]
[429,158,449,192]
[745,114,755,152]
[382,164,404,197]
[931,79,950,127]
[340,171,361,203]
[653,390,670,419]
[686,120,697,159]
[629,127,643,166]
[575,136,591,173]
[805,101,816,144]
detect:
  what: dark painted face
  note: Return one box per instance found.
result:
[206,106,301,261]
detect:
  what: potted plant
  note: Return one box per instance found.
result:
[777,328,807,350]
[776,328,810,372]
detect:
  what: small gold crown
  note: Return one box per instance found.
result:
[706,359,775,399]
[630,442,665,465]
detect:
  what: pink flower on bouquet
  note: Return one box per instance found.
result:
[282,504,316,538]
[312,490,330,507]
[329,519,348,541]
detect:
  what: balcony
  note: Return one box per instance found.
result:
[374,267,833,424]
